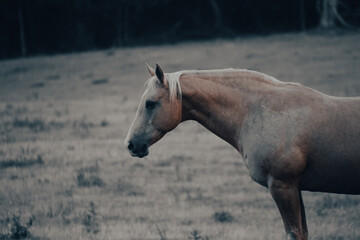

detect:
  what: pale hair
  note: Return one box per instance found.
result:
[145,68,283,102]
[145,71,184,102]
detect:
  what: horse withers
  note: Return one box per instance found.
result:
[125,64,360,240]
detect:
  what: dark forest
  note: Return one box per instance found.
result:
[1,0,359,59]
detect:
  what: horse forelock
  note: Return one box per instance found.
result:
[144,77,158,96]
[145,71,183,102]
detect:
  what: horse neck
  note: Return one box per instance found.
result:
[179,70,268,151]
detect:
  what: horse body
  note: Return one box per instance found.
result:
[125,64,360,239]
[298,97,360,194]
[240,86,360,194]
[180,70,360,192]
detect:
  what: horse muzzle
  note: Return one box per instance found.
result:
[126,140,149,158]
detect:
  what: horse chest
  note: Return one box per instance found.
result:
[240,117,305,187]
[243,153,270,187]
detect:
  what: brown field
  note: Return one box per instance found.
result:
[0,31,360,240]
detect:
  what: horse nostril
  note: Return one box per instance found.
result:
[141,144,147,152]
[128,142,135,151]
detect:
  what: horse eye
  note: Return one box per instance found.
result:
[145,100,157,110]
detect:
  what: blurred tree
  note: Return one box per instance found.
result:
[0,0,358,59]
[299,0,306,31]
[209,0,222,29]
[319,0,335,28]
[209,0,235,36]
[18,5,26,56]
[318,0,353,28]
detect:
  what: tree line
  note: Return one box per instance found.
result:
[0,0,359,59]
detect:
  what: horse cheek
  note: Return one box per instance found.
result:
[153,105,179,133]
[151,108,168,132]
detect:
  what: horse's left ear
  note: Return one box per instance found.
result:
[155,63,166,85]
[145,63,155,76]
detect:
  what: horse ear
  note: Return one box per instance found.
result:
[155,63,165,85]
[145,63,155,76]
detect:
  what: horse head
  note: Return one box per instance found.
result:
[125,64,182,158]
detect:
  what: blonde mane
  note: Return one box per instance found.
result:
[145,68,282,102]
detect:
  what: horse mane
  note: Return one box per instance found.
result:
[166,71,183,101]
[145,68,284,102]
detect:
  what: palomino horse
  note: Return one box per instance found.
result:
[125,64,360,240]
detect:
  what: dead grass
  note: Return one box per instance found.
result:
[0,146,44,169]
[0,155,43,169]
[12,117,64,132]
[0,31,359,239]
[0,214,39,240]
[92,78,109,85]
[82,202,101,235]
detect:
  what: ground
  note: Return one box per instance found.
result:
[0,31,360,240]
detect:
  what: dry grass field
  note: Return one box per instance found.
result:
[0,31,360,240]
